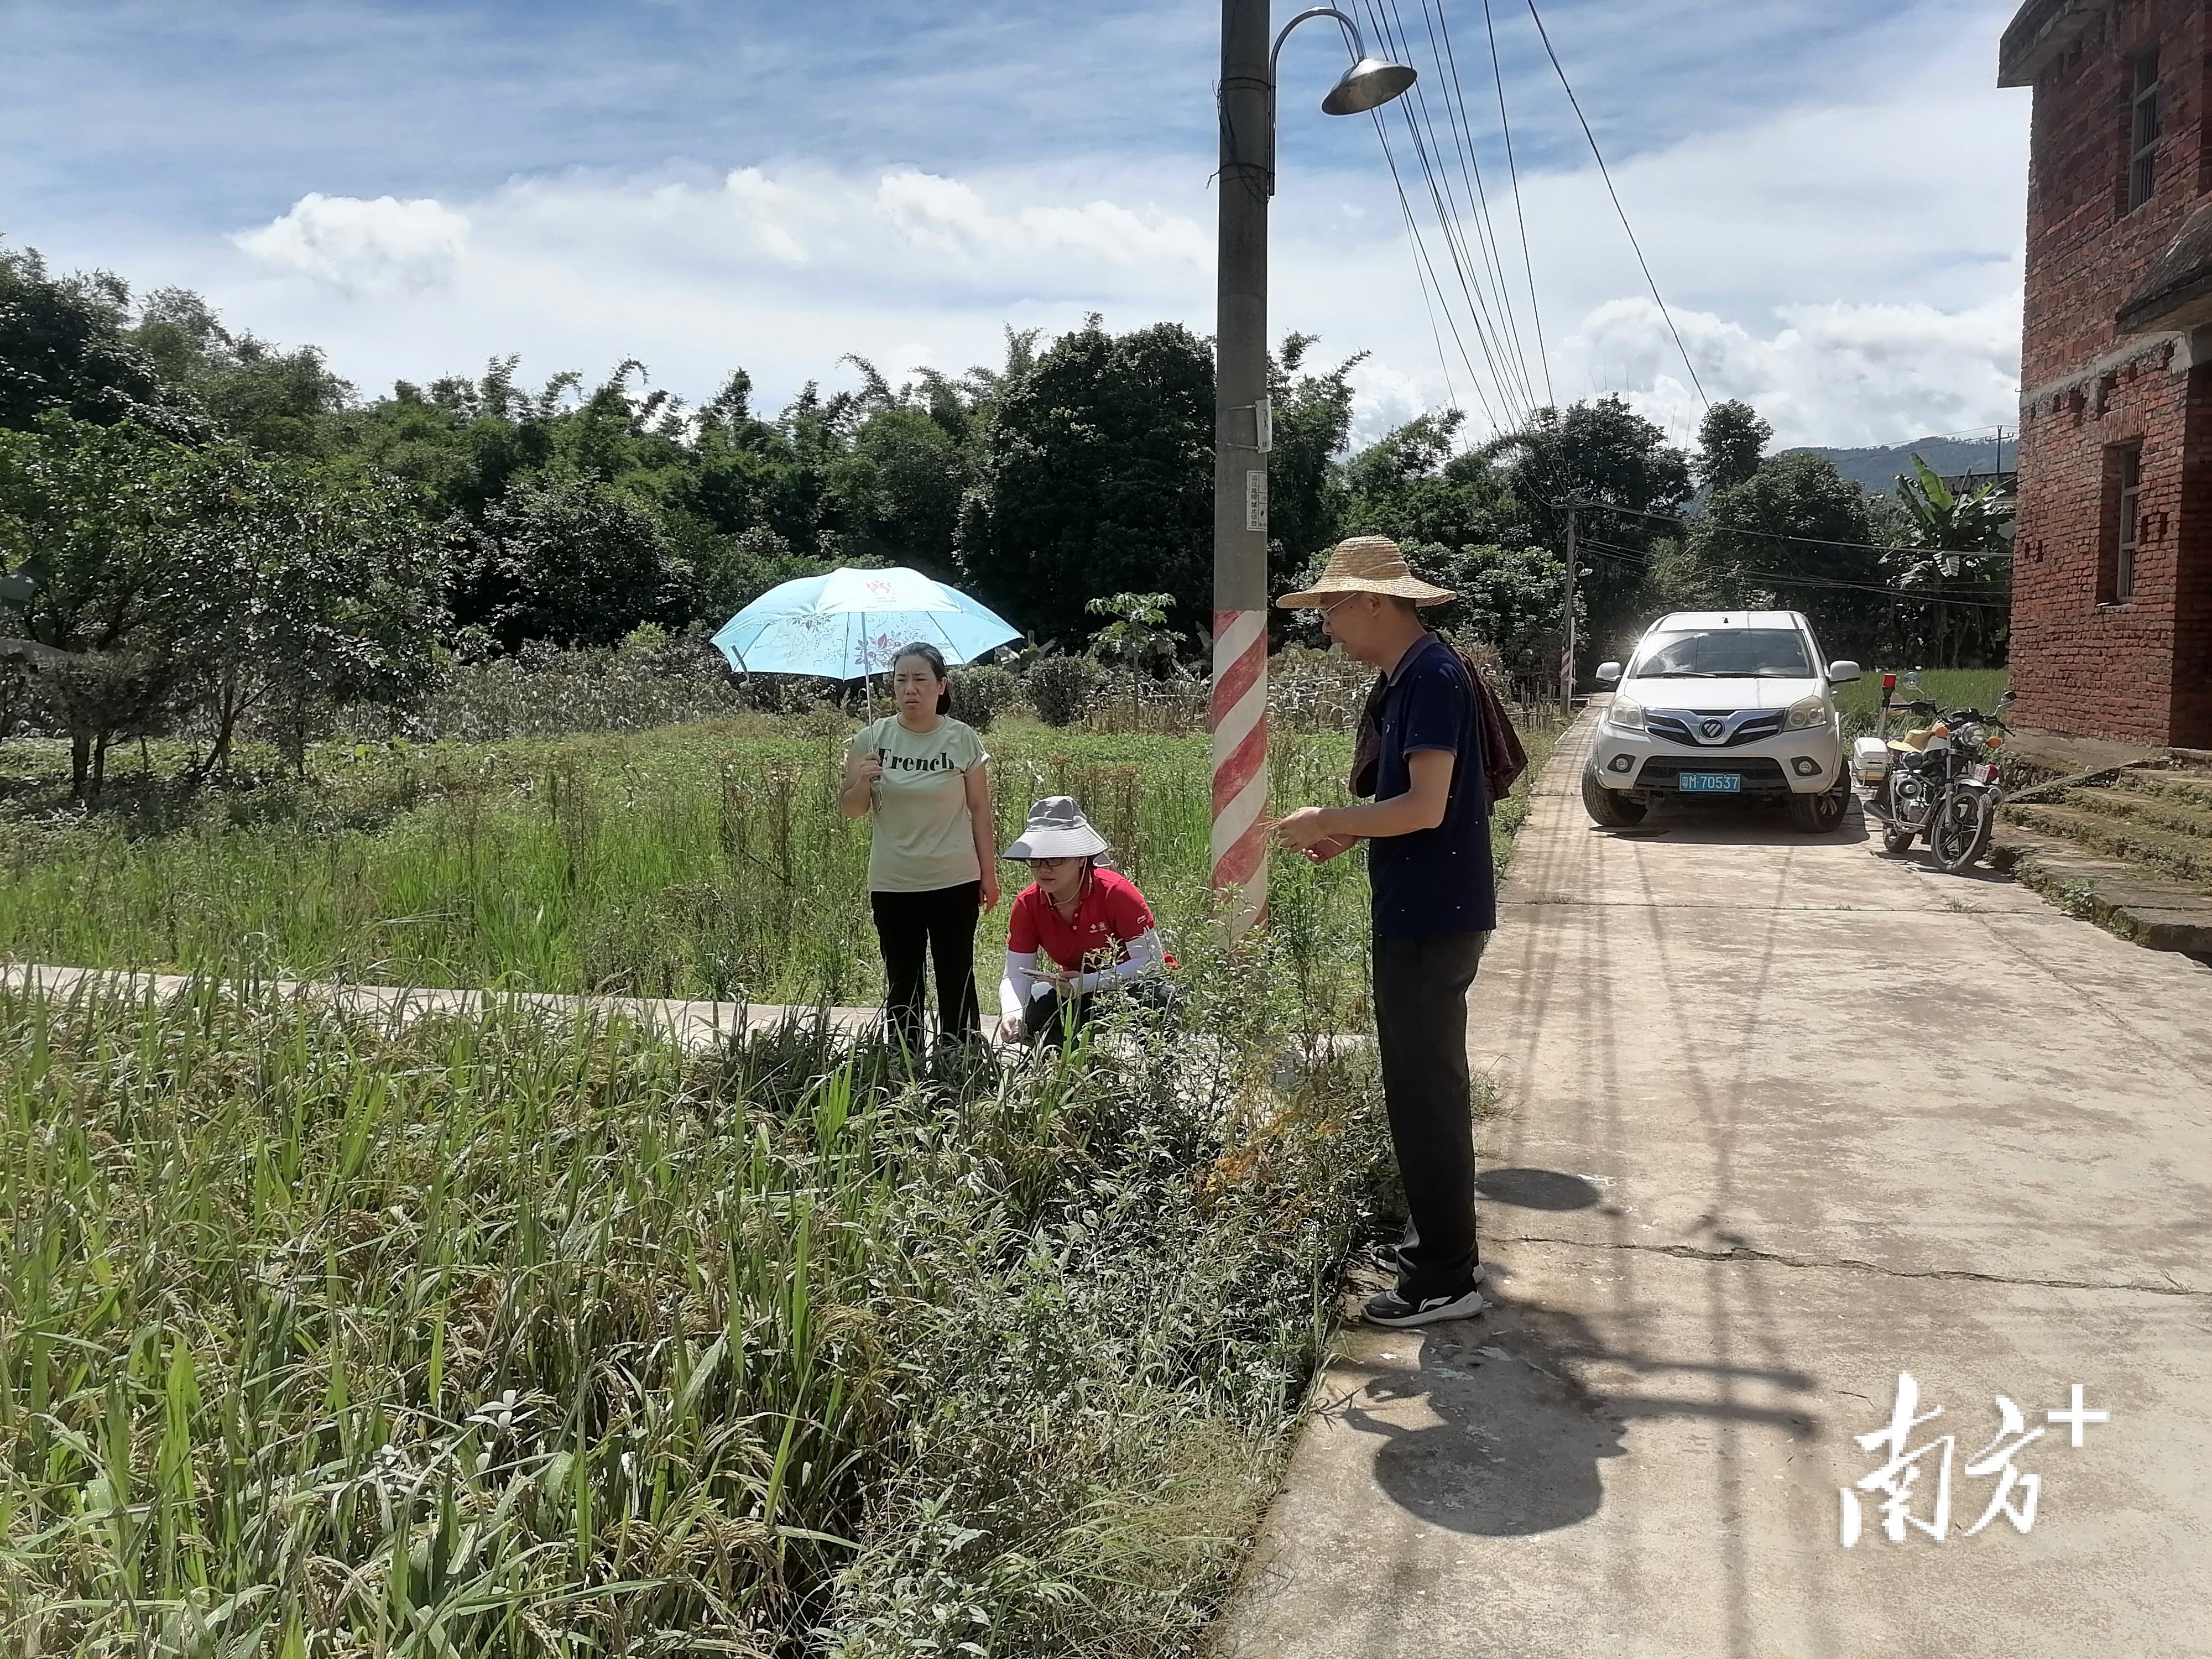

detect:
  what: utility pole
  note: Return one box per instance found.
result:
[1210,0,1275,939]
[1561,505,1578,711]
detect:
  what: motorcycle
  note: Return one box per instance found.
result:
[1852,688,2016,873]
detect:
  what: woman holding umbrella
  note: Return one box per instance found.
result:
[839,642,998,1055]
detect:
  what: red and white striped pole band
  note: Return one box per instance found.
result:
[1211,606,1269,935]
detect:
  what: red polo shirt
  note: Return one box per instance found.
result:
[1007,867,1173,974]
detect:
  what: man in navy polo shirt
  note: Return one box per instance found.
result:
[1274,537,1494,1328]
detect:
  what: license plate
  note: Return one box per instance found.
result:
[1974,763,2001,785]
[1679,772,1741,793]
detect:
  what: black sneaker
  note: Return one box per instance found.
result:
[1361,1286,1490,1328]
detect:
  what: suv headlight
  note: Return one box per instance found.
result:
[1608,695,1646,732]
[1786,692,1829,731]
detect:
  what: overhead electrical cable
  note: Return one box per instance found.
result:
[1522,0,1708,409]
[1574,538,2011,609]
[1370,108,1504,429]
[1556,499,2020,561]
[1416,0,1540,404]
[1397,0,1538,407]
[1363,0,1535,423]
[1479,0,1552,406]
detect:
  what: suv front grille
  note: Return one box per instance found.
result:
[1647,709,1787,748]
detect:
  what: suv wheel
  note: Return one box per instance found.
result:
[1582,768,1647,827]
[1786,772,1850,834]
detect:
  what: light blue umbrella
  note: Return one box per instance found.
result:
[711,566,1021,680]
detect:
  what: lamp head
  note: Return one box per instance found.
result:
[1321,55,1417,116]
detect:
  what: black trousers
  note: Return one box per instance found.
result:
[870,881,982,1053]
[1019,976,1180,1049]
[1371,929,1489,1299]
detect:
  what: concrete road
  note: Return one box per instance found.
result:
[1214,710,2212,1659]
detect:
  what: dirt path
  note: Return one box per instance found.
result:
[1214,708,2212,1658]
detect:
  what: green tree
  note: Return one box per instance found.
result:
[1265,333,1363,594]
[1693,399,1770,495]
[1480,396,1692,662]
[456,478,682,652]
[1683,451,1879,656]
[128,287,353,457]
[1421,542,1576,696]
[166,459,448,774]
[957,319,1212,646]
[1,247,203,440]
[1887,455,2010,667]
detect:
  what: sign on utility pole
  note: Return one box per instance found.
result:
[1211,0,1274,939]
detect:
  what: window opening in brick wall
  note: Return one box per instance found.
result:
[2128,50,2160,211]
[2101,444,2142,604]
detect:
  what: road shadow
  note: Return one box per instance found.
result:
[1477,1166,1603,1211]
[1334,1295,1818,1538]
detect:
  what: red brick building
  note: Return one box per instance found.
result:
[2002,0,2212,747]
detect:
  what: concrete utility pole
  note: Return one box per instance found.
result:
[1209,0,1275,940]
[1209,3,1415,937]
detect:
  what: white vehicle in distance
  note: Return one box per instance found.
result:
[1585,611,1860,833]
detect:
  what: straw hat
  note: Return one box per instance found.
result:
[1001,796,1109,860]
[1276,535,1457,608]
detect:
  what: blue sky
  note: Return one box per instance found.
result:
[1,0,2030,446]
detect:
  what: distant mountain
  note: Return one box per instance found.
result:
[1781,437,2015,498]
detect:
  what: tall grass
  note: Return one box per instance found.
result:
[0,946,1393,1656]
[0,713,1561,1010]
[1834,667,2009,742]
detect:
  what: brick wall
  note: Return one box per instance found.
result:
[2008,0,2212,747]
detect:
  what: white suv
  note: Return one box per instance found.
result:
[1584,610,1859,833]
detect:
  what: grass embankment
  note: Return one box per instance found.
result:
[0,712,1564,1009]
[1833,669,2009,742]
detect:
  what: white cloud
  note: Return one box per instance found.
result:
[188,16,2029,448]
[1558,294,2023,448]
[234,193,470,296]
[875,170,1208,270]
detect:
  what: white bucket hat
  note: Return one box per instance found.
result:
[1001,796,1109,860]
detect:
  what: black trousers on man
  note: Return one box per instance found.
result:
[1371,929,1489,1300]
[870,880,982,1054]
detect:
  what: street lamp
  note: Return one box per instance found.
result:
[1211,3,1416,936]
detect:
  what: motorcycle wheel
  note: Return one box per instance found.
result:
[1881,825,1917,856]
[1932,788,1994,873]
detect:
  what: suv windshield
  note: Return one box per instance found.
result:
[1629,628,1814,680]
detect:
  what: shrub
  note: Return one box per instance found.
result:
[1025,654,1107,728]
[948,664,1019,731]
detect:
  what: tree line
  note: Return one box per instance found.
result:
[1,241,2006,797]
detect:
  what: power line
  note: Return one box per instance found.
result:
[1575,537,2013,610]
[1409,0,1541,409]
[1480,0,1552,407]
[1523,0,1708,409]
[1365,0,1536,420]
[1370,106,1504,430]
[1561,499,2017,562]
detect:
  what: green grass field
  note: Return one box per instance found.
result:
[0,702,1566,1655]
[0,964,1393,1655]
[1833,668,2010,741]
[0,712,1563,1010]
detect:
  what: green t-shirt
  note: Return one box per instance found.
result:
[848,716,990,893]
